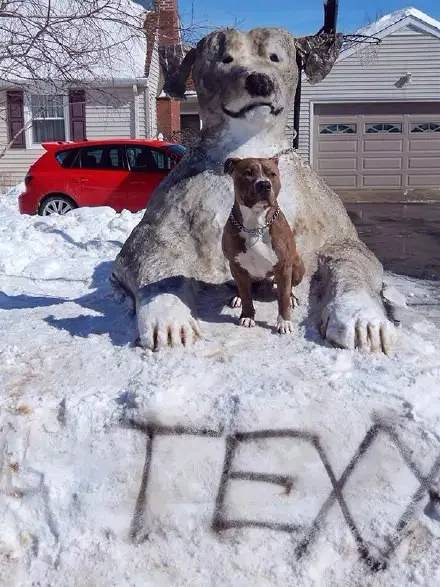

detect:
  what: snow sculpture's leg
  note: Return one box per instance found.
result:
[318,240,397,354]
[135,278,201,351]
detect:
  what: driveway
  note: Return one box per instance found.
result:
[346,202,440,281]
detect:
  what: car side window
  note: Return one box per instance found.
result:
[126,146,159,172]
[80,146,125,170]
[151,149,173,171]
[56,148,80,168]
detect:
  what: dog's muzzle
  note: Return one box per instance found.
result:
[255,180,272,194]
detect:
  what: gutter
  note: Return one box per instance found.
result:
[0,77,150,90]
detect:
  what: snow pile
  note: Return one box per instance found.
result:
[1,197,440,586]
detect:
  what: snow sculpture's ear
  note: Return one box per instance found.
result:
[163,48,197,99]
[294,33,343,84]
[224,158,240,176]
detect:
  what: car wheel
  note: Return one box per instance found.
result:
[39,195,76,216]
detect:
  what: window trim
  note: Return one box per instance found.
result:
[24,92,70,149]
[365,122,403,134]
[319,123,357,135]
[410,122,440,134]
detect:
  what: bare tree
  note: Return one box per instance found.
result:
[0,0,148,157]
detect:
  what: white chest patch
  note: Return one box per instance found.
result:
[235,232,278,279]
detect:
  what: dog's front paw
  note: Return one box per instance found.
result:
[240,316,256,328]
[321,291,397,355]
[137,293,201,351]
[277,317,294,334]
[229,296,242,309]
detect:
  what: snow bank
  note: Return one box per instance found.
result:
[1,197,440,586]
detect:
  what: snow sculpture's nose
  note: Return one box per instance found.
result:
[245,73,274,97]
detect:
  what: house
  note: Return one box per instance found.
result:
[180,7,440,201]
[0,0,165,190]
[295,7,440,201]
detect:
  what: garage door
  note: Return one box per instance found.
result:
[314,102,440,191]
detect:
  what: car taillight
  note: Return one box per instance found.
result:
[25,174,33,187]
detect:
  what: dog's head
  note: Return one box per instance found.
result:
[165,28,342,130]
[224,157,281,209]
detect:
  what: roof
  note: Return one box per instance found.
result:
[355,7,440,39]
[340,7,440,60]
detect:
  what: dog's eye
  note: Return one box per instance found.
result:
[270,53,280,62]
[222,55,233,64]
[245,169,253,177]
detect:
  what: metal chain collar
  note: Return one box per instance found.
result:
[229,206,281,238]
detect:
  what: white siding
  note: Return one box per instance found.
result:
[146,35,161,137]
[295,27,440,163]
[85,88,134,139]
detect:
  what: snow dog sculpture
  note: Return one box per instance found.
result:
[113,28,397,353]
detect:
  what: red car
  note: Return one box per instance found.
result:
[18,139,185,216]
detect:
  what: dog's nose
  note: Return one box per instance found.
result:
[255,180,272,194]
[245,73,274,97]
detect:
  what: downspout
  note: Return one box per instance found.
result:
[133,83,140,138]
[144,85,151,137]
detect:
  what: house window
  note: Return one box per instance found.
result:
[411,122,440,133]
[365,123,402,134]
[31,95,66,143]
[319,123,357,135]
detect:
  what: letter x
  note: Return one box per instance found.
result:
[212,425,440,571]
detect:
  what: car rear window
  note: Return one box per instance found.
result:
[56,148,80,168]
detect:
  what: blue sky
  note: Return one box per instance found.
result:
[179,1,440,37]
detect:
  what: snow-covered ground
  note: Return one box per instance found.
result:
[1,186,440,586]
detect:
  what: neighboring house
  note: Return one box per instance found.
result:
[182,7,440,200]
[0,0,163,190]
[295,7,440,200]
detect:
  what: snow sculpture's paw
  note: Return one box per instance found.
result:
[240,317,256,328]
[137,293,201,351]
[229,296,242,309]
[277,317,294,335]
[320,291,397,355]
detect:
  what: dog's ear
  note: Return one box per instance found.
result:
[163,48,197,99]
[294,33,343,85]
[224,158,240,175]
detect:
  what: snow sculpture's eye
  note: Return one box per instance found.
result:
[270,54,280,62]
[222,55,233,64]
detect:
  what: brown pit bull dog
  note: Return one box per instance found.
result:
[222,156,305,334]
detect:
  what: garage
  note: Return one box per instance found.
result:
[313,102,440,193]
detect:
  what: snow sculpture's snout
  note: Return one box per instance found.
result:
[224,156,281,209]
[163,27,343,134]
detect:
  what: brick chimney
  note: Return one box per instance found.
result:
[156,0,180,46]
[155,0,182,140]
